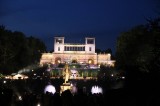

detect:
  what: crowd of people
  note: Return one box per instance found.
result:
[1,87,160,106]
[0,78,160,106]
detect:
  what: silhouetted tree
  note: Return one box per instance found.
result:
[0,25,46,74]
[95,48,102,54]
[115,17,160,87]
[105,48,112,54]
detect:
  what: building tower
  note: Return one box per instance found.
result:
[54,37,65,53]
[85,37,95,53]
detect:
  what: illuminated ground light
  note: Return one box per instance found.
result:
[91,86,103,94]
[18,96,22,101]
[3,80,6,84]
[37,103,41,106]
[44,85,56,94]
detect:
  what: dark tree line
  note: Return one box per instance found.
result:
[95,48,112,54]
[115,17,160,85]
[95,48,115,60]
[0,26,46,74]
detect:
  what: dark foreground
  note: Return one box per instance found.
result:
[0,78,160,106]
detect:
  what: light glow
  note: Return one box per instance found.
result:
[91,86,103,94]
[70,69,78,79]
[3,80,6,84]
[19,96,22,100]
[37,103,41,106]
[44,85,56,94]
[122,76,125,79]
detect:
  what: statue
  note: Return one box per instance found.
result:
[60,63,71,94]
[63,64,70,83]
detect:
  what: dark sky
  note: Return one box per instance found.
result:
[0,0,159,53]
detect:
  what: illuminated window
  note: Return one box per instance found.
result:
[58,47,60,51]
[70,47,73,51]
[73,47,75,51]
[56,39,63,44]
[83,47,85,51]
[80,47,82,51]
[89,47,92,51]
[67,47,69,51]
[75,47,77,51]
[87,39,94,44]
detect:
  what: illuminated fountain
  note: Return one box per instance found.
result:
[91,86,103,94]
[70,69,79,79]
[44,85,56,94]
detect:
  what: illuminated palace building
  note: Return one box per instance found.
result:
[40,37,115,66]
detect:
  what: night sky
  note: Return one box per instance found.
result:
[0,0,159,53]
